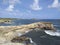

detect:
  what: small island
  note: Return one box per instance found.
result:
[0,18,16,24]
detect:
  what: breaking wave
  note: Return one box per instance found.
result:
[30,38,34,43]
[29,38,37,45]
[44,30,60,36]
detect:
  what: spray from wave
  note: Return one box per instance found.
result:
[29,38,37,45]
[44,30,60,36]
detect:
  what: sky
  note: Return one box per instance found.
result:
[0,0,60,19]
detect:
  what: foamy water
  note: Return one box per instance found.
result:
[44,30,60,36]
[29,38,37,45]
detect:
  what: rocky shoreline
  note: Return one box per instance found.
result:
[0,22,55,45]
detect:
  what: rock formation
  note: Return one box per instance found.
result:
[0,22,55,44]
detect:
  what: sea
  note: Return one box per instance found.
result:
[0,19,60,45]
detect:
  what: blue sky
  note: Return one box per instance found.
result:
[0,0,60,19]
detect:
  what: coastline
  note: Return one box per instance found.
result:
[0,22,55,45]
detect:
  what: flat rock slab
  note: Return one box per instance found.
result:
[0,43,25,45]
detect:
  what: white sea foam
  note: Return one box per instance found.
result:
[44,30,60,36]
[29,38,37,45]
[54,25,57,26]
[25,30,30,33]
[30,38,34,43]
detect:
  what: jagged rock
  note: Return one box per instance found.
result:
[11,36,34,45]
[0,22,54,32]
[0,22,55,43]
[11,36,30,42]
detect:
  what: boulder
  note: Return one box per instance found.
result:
[11,36,33,45]
[11,36,29,42]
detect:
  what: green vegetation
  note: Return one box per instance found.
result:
[0,18,16,23]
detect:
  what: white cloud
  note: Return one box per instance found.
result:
[0,8,22,17]
[48,0,60,8]
[0,7,33,18]
[30,0,42,10]
[4,0,21,11]
[6,5,14,11]
[0,0,34,18]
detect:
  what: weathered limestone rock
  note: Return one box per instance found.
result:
[36,22,54,30]
[11,36,34,45]
[0,22,55,43]
[0,37,6,43]
[11,36,30,42]
[0,43,25,45]
[0,22,54,31]
[4,31,18,42]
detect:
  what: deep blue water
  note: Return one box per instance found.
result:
[0,19,60,29]
[0,19,60,45]
[22,30,60,45]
